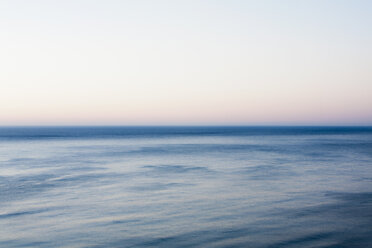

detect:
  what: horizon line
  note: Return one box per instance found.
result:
[1,125,372,128]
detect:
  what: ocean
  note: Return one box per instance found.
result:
[0,126,371,248]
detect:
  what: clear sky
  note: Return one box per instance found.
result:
[0,0,371,125]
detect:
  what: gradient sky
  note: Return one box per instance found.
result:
[1,0,371,125]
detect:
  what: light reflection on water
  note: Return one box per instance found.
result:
[0,127,372,247]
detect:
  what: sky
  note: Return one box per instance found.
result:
[0,0,371,126]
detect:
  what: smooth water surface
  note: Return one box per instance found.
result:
[0,126,372,247]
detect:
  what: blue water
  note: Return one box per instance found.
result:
[0,126,372,247]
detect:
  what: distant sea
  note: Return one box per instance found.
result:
[1,126,372,248]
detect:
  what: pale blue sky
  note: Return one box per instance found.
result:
[0,0,371,125]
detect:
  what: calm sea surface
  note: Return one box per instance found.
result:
[0,126,372,248]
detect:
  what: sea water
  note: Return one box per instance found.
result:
[0,126,371,247]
